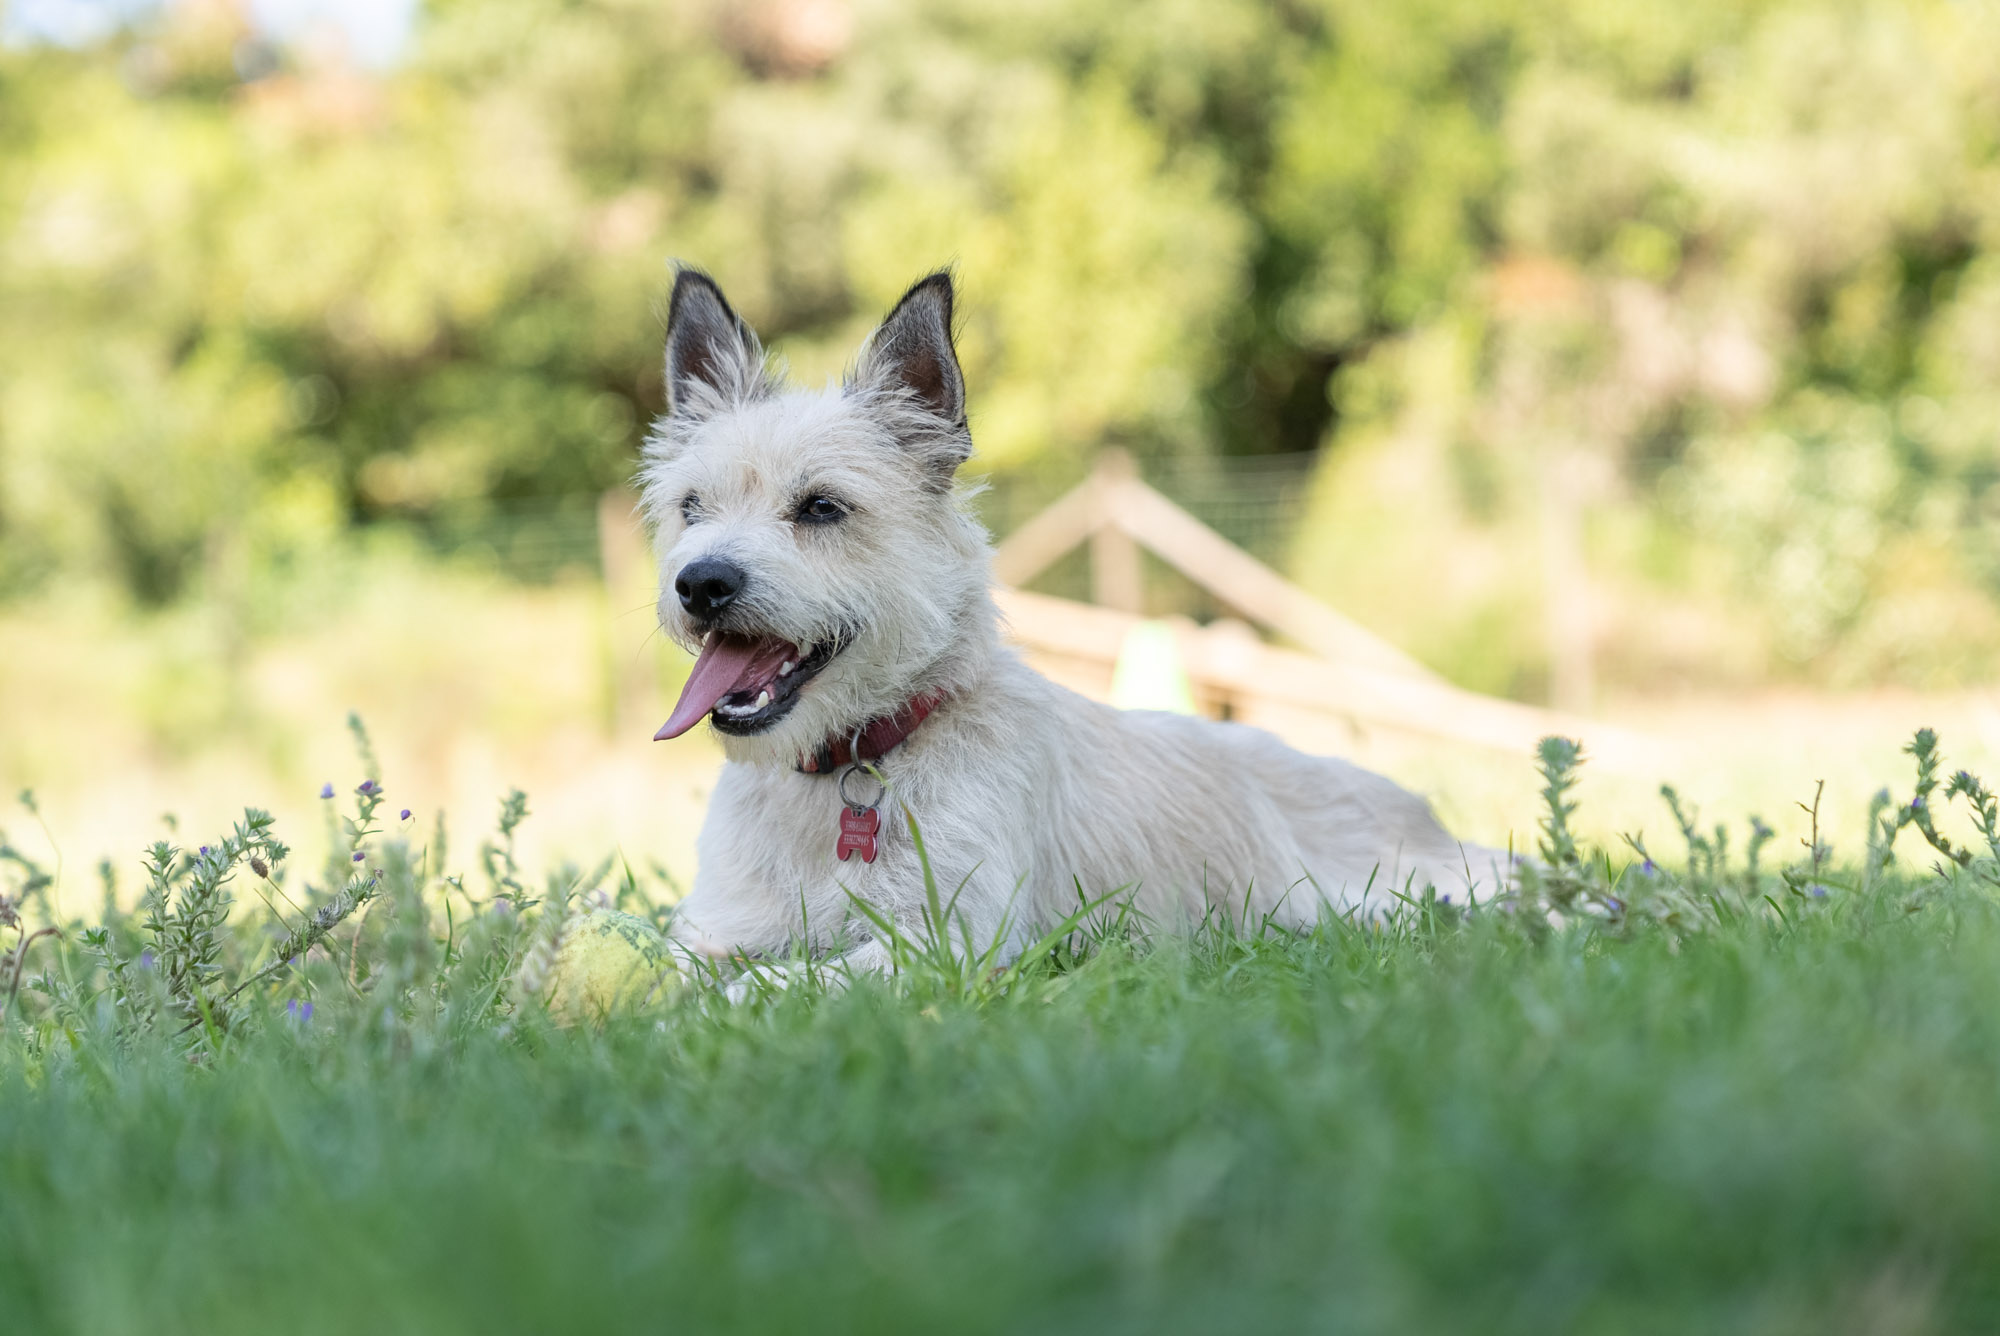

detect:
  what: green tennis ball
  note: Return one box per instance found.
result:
[547,909,679,1025]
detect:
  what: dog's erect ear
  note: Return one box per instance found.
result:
[857,272,967,425]
[664,268,765,417]
[854,272,970,486]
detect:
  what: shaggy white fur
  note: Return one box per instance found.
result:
[639,269,1510,975]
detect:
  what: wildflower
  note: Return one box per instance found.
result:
[352,851,364,863]
[1912,795,1926,811]
[287,999,314,1024]
[138,950,155,969]
[199,845,210,856]
[1810,885,1829,899]
[1641,858,1658,876]
[319,783,334,800]
[1439,893,1451,906]
[1605,896,1624,913]
[358,779,377,794]
[400,809,411,821]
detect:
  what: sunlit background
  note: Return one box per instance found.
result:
[5,0,2000,886]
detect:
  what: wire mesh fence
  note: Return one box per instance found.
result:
[973,452,1320,611]
[362,495,608,584]
[1123,453,1318,565]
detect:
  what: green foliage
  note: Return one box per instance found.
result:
[133,808,288,1031]
[4,0,2000,685]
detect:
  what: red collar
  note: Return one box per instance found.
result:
[797,692,947,774]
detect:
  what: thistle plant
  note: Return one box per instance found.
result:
[135,809,289,1032]
[1871,728,2000,890]
[482,789,532,907]
[1516,739,1784,935]
[1535,737,1585,872]
[1898,729,1966,866]
[1515,737,1647,930]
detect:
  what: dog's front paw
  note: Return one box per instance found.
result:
[719,959,813,1005]
[716,940,898,1004]
[824,938,895,984]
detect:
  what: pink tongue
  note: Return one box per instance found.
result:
[653,636,794,740]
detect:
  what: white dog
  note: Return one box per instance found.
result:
[641,270,1508,977]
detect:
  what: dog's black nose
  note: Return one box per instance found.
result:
[675,556,746,621]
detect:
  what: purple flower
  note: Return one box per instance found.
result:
[138,950,155,969]
[199,845,210,856]
[1912,796,1926,811]
[400,809,411,821]
[1606,896,1624,912]
[1641,858,1658,876]
[1439,893,1452,906]
[352,851,364,862]
[358,779,376,794]
[1810,885,1829,899]
[319,783,334,799]
[287,999,313,1024]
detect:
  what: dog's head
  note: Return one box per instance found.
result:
[638,269,993,764]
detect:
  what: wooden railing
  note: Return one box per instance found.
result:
[991,450,1656,768]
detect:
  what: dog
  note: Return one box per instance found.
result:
[640,268,1510,978]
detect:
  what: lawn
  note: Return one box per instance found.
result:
[3,733,1999,1334]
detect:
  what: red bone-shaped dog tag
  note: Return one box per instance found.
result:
[837,806,880,863]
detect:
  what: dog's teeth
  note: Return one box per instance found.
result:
[754,690,771,710]
[779,660,796,677]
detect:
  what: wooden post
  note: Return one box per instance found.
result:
[1089,448,1145,613]
[989,478,1097,587]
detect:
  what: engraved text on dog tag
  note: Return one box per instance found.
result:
[837,805,881,863]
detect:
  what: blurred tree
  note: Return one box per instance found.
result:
[3,0,2000,695]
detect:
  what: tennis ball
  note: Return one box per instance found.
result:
[546,909,680,1025]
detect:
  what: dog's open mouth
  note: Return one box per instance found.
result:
[653,632,846,740]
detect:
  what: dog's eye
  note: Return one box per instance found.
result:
[679,494,702,523]
[796,495,847,525]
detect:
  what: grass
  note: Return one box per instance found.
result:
[4,727,2000,1332]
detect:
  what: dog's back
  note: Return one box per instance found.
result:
[966,650,1508,932]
